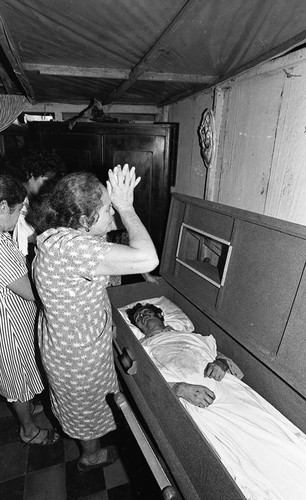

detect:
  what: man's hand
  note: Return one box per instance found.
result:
[172,382,215,408]
[204,359,228,381]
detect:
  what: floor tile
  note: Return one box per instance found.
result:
[27,436,65,472]
[64,436,80,462]
[66,459,106,500]
[78,492,109,500]
[103,457,129,490]
[0,400,13,418]
[0,441,28,482]
[0,416,19,445]
[0,396,167,500]
[128,478,164,500]
[112,426,164,499]
[107,483,136,500]
[0,475,25,500]
[24,463,66,500]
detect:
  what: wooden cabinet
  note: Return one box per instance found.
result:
[0,124,30,162]
[29,121,178,261]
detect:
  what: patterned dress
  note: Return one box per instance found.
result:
[33,228,119,440]
[0,233,44,402]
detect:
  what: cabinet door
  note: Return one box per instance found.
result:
[0,125,30,162]
[38,132,103,177]
[103,133,171,258]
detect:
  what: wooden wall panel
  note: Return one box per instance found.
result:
[170,99,196,195]
[277,268,306,393]
[173,262,219,308]
[220,219,306,354]
[185,204,233,241]
[202,49,306,227]
[264,58,306,224]
[215,72,284,212]
[189,94,213,197]
[169,92,213,198]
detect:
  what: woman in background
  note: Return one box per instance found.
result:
[0,175,58,445]
[31,164,158,472]
[0,149,66,259]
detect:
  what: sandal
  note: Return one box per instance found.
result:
[19,427,59,446]
[77,445,119,473]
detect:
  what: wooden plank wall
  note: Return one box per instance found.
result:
[168,92,213,198]
[209,48,306,225]
[168,47,306,227]
[213,73,284,213]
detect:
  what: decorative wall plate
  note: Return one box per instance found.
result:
[198,108,216,168]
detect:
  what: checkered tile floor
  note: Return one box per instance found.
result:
[0,395,164,500]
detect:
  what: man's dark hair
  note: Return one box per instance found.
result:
[0,150,66,183]
[126,302,164,327]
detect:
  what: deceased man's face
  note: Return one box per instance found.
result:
[133,307,164,335]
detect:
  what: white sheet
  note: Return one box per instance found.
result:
[142,331,306,500]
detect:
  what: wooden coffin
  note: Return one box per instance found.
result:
[108,193,306,500]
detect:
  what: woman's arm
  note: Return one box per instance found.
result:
[96,165,159,276]
[7,274,36,301]
[142,272,160,283]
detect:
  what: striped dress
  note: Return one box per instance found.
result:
[0,232,44,402]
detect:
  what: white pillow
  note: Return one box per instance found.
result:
[118,296,194,340]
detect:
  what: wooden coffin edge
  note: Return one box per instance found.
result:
[108,281,245,500]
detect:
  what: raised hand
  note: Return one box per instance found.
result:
[106,164,141,212]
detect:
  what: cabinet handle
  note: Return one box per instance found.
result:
[113,339,137,375]
[115,392,180,500]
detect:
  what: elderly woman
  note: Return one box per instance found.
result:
[0,175,58,445]
[31,164,158,472]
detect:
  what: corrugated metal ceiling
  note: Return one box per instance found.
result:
[0,0,306,106]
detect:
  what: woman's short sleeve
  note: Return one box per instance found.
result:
[0,234,28,288]
[58,232,114,280]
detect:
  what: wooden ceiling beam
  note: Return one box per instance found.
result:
[23,63,217,84]
[103,0,202,104]
[24,64,129,80]
[142,72,216,84]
